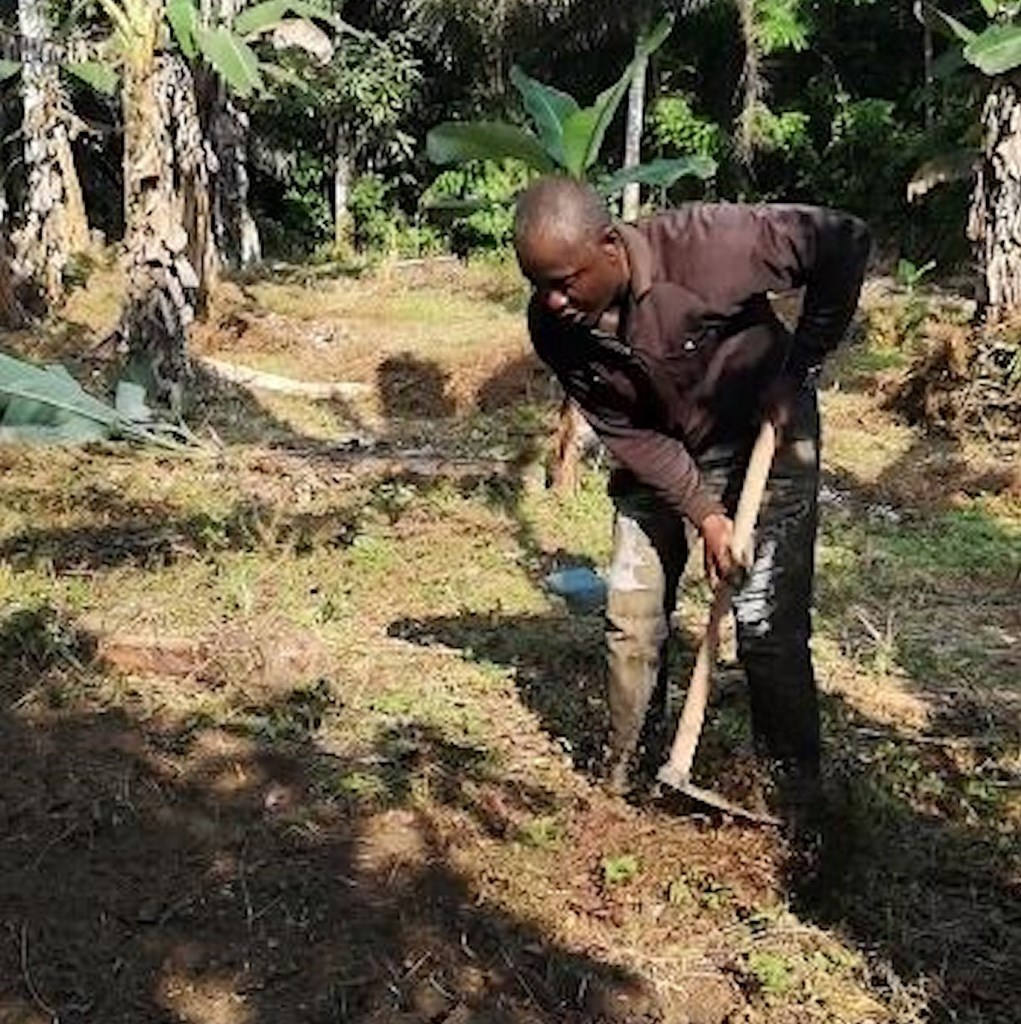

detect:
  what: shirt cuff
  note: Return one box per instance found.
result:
[684,489,727,529]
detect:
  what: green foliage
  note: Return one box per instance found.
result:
[601,853,640,886]
[896,257,937,293]
[317,31,421,159]
[0,353,189,448]
[424,160,533,252]
[754,106,813,157]
[917,1,1021,75]
[195,24,264,96]
[965,22,1021,74]
[649,94,724,160]
[250,26,422,258]
[63,61,119,96]
[348,173,444,257]
[518,816,562,849]
[163,0,339,97]
[427,121,553,173]
[754,0,810,54]
[817,97,923,224]
[748,952,794,997]
[426,13,716,199]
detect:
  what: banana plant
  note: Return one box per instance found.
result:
[425,13,716,197]
[163,0,342,98]
[914,0,1021,318]
[82,0,341,99]
[916,0,1021,75]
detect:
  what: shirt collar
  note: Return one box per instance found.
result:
[615,221,655,302]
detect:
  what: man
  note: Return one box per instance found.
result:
[514,177,870,810]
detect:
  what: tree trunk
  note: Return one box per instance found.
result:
[551,396,590,494]
[15,0,89,307]
[166,54,217,315]
[118,40,198,416]
[210,89,262,268]
[622,44,648,223]
[0,189,26,328]
[735,0,763,164]
[968,76,1021,321]
[923,23,933,132]
[333,122,353,250]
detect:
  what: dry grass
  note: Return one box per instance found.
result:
[0,263,1018,1024]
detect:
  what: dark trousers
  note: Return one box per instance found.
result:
[605,386,822,776]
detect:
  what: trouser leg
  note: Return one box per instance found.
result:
[604,491,688,786]
[698,388,822,771]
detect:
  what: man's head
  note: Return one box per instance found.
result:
[514,176,629,328]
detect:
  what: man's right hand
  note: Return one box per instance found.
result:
[701,512,737,587]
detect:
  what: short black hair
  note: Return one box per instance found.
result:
[514,176,611,253]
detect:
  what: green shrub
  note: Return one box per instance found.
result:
[423,159,536,255]
[649,94,724,161]
[350,173,446,258]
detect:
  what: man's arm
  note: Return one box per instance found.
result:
[657,203,871,381]
[756,204,872,381]
[581,402,724,527]
[588,410,738,580]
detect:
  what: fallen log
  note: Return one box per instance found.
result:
[198,356,370,399]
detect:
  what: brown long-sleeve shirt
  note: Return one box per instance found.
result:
[528,203,871,525]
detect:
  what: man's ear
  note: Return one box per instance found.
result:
[600,225,621,259]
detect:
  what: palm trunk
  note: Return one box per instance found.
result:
[16,0,90,307]
[209,88,261,268]
[119,37,197,415]
[0,190,26,328]
[166,54,217,315]
[622,43,648,222]
[968,76,1021,320]
[333,122,353,249]
[198,0,259,269]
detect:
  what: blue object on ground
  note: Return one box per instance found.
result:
[543,566,607,614]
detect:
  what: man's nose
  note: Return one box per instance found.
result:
[543,289,568,313]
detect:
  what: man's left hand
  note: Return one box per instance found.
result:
[761,372,802,434]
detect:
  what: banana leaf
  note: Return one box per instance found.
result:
[0,352,190,448]
[597,156,717,196]
[965,23,1021,75]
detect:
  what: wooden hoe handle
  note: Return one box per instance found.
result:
[660,422,778,783]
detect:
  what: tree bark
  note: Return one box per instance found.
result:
[968,75,1021,321]
[923,23,933,132]
[622,44,648,223]
[551,396,590,494]
[0,189,26,328]
[15,0,90,307]
[333,122,353,250]
[210,89,262,268]
[166,54,218,315]
[194,0,259,270]
[118,34,198,416]
[735,0,763,164]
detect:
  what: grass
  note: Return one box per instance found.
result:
[0,265,1018,1024]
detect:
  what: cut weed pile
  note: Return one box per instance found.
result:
[0,260,1018,1024]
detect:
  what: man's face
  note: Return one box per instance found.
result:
[516,227,627,328]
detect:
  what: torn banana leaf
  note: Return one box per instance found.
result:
[0,353,193,448]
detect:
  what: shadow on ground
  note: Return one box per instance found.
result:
[389,597,1021,1023]
[0,606,659,1024]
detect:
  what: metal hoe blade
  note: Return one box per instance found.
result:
[656,766,781,826]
